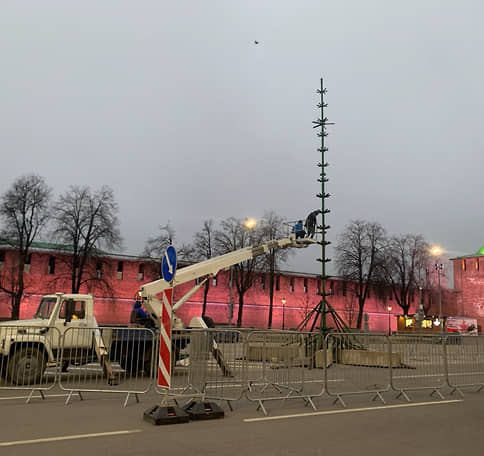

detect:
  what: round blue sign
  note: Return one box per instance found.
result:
[162,246,177,283]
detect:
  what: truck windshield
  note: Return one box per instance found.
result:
[34,297,57,319]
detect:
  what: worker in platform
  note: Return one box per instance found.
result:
[292,220,306,239]
[305,209,322,238]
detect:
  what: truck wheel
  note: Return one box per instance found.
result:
[119,346,141,375]
[8,347,46,385]
[120,345,152,376]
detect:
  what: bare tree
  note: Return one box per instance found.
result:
[214,217,265,327]
[378,234,431,315]
[142,222,194,282]
[298,295,317,331]
[342,292,358,328]
[51,185,122,293]
[259,211,293,329]
[142,222,175,258]
[335,220,386,328]
[0,174,51,319]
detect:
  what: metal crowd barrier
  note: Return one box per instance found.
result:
[0,325,61,402]
[325,333,391,407]
[389,334,446,401]
[155,329,203,404]
[201,329,246,406]
[59,326,154,406]
[155,329,247,408]
[245,331,321,415]
[445,334,484,395]
[2,324,484,413]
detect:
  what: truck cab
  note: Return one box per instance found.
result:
[0,293,96,384]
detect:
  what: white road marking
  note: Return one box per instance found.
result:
[244,399,463,422]
[0,430,142,447]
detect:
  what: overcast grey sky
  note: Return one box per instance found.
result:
[1,1,483,274]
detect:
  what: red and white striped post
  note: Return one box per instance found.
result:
[157,288,173,388]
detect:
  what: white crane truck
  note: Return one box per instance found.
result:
[0,236,316,385]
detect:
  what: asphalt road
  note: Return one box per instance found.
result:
[0,387,483,456]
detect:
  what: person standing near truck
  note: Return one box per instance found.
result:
[130,300,152,327]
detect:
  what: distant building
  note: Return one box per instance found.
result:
[451,249,484,331]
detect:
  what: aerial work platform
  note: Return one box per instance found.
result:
[291,237,319,248]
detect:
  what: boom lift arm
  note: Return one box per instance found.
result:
[139,236,316,328]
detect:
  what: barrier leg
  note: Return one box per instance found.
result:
[26,389,45,404]
[65,390,83,405]
[332,394,346,408]
[371,391,386,405]
[450,387,464,397]
[124,392,140,407]
[256,399,268,416]
[430,388,444,400]
[396,390,411,402]
[304,396,317,411]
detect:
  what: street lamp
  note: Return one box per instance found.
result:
[244,218,257,229]
[282,298,286,330]
[387,305,392,335]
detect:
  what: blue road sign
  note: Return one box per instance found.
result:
[162,245,177,283]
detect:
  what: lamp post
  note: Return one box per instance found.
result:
[430,246,444,333]
[435,262,443,333]
[387,305,392,335]
[282,298,286,330]
[228,266,233,326]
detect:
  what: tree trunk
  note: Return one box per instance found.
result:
[268,272,274,329]
[202,280,210,317]
[10,293,20,320]
[72,256,80,293]
[356,304,363,329]
[11,258,25,320]
[236,294,244,328]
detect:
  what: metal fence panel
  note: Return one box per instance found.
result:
[445,335,484,392]
[325,333,391,405]
[245,331,321,409]
[155,329,208,402]
[200,329,246,402]
[59,326,154,404]
[389,334,446,398]
[155,329,247,403]
[0,325,61,396]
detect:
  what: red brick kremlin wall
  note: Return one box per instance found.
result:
[0,246,459,332]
